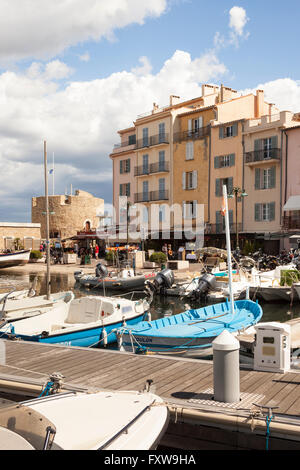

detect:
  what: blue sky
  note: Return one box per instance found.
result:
[0,0,300,222]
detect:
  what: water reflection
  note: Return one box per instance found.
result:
[1,269,300,324]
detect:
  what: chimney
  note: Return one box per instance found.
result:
[170,95,180,106]
[255,89,264,118]
[220,84,225,103]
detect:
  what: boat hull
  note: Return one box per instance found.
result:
[0,250,30,268]
[4,313,145,348]
[249,286,293,302]
[79,275,149,291]
[119,299,263,356]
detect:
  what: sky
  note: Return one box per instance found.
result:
[1,0,300,222]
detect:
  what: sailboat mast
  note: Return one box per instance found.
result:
[223,184,235,314]
[44,141,51,300]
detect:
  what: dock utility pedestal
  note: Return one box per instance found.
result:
[254,322,291,373]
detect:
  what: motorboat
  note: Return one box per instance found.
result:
[0,250,30,268]
[117,299,263,357]
[0,388,169,450]
[74,263,156,292]
[0,295,150,347]
[0,291,75,323]
[249,265,300,302]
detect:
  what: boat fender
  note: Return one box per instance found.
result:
[101,328,108,347]
[122,316,126,326]
[41,331,49,338]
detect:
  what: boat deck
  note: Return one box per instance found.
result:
[1,340,300,450]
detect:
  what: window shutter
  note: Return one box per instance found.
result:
[255,168,261,190]
[270,167,276,188]
[214,156,220,169]
[193,200,197,219]
[255,203,261,221]
[269,202,275,221]
[230,154,235,167]
[188,119,192,135]
[216,211,221,233]
[183,201,186,218]
[219,126,224,139]
[254,139,262,151]
[229,210,234,227]
[198,116,203,128]
[119,184,123,196]
[182,172,186,190]
[271,135,278,149]
[193,170,198,189]
[215,178,221,197]
[120,160,123,174]
[232,122,238,137]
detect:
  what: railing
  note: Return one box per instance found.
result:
[282,215,300,230]
[245,148,280,163]
[173,126,210,143]
[113,137,136,150]
[205,223,243,234]
[134,190,169,203]
[136,133,169,150]
[134,161,170,176]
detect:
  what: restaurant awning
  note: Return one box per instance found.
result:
[283,195,300,211]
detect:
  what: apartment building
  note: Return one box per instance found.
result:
[281,123,300,249]
[243,111,297,253]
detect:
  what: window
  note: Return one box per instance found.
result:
[183,201,197,219]
[120,159,130,174]
[142,154,149,174]
[158,123,165,142]
[142,181,149,198]
[186,142,194,160]
[159,205,165,222]
[254,202,275,222]
[182,171,197,190]
[214,154,235,168]
[216,210,233,232]
[215,177,233,197]
[159,178,165,198]
[158,151,165,171]
[219,123,238,139]
[120,183,130,196]
[128,134,136,145]
[142,128,149,147]
[254,136,278,159]
[255,167,276,190]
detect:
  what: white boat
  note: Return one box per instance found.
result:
[249,265,300,302]
[0,250,30,268]
[0,291,75,322]
[0,295,150,347]
[0,389,169,450]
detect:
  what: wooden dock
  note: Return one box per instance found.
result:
[1,339,300,450]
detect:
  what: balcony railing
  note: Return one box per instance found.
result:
[282,215,300,230]
[205,223,243,234]
[134,161,170,176]
[173,126,210,143]
[113,137,136,150]
[134,190,169,203]
[136,133,169,150]
[245,148,281,164]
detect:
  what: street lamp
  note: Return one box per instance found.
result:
[227,187,248,251]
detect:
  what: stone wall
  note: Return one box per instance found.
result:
[0,223,41,251]
[32,189,104,239]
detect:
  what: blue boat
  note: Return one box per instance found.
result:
[0,295,149,348]
[117,299,263,356]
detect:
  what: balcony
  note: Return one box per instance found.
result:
[134,190,169,203]
[136,133,169,150]
[205,223,243,234]
[282,215,300,230]
[245,148,280,164]
[112,138,136,154]
[173,126,210,143]
[134,161,170,176]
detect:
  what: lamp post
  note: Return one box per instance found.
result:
[228,187,248,251]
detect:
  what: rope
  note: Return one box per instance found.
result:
[86,329,116,348]
[38,380,54,397]
[265,414,273,451]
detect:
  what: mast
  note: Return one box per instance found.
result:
[44,141,51,300]
[222,184,235,314]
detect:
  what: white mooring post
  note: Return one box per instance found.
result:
[212,330,240,403]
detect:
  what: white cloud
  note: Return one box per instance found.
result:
[0,0,168,62]
[229,6,249,45]
[131,56,153,76]
[0,49,227,219]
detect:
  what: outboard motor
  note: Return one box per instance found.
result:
[188,273,219,300]
[146,268,175,295]
[95,263,108,279]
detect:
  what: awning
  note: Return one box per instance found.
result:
[283,195,300,211]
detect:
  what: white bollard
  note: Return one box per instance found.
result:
[212,330,240,403]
